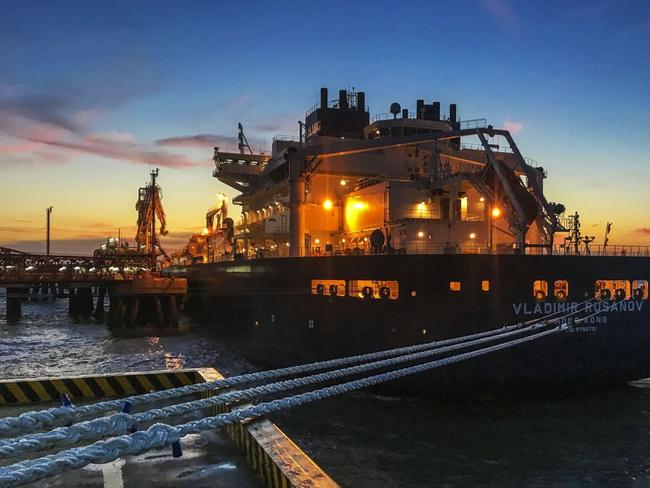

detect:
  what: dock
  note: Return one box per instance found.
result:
[0,247,187,331]
[0,368,338,487]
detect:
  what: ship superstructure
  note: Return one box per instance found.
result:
[213,88,566,260]
[183,87,650,391]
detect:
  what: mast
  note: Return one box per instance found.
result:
[45,206,53,255]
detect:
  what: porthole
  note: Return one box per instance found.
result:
[349,280,399,300]
[533,280,548,301]
[311,280,345,297]
[554,280,569,301]
[595,280,630,300]
[633,280,649,300]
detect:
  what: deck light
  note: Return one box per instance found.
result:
[479,197,485,202]
[323,199,333,210]
[469,232,476,239]
[417,231,424,238]
[491,207,502,218]
[340,179,347,186]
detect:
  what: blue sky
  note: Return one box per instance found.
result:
[1,0,649,252]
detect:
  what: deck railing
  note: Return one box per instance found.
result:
[206,243,650,263]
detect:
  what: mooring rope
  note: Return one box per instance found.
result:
[0,326,563,487]
[0,321,550,459]
[0,299,597,439]
[0,311,562,438]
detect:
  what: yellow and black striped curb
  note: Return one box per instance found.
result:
[196,368,339,488]
[0,367,338,487]
[0,370,197,405]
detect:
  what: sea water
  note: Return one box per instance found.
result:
[2,289,650,487]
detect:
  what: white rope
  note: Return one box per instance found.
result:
[0,326,563,487]
[0,299,598,439]
[0,322,547,458]
[0,315,551,437]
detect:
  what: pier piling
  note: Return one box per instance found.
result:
[93,287,106,322]
[5,290,22,322]
[107,277,187,331]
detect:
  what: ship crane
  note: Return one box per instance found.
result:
[135,168,170,267]
[205,193,228,234]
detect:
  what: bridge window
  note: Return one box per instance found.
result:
[481,280,490,292]
[349,280,399,300]
[311,280,346,297]
[533,280,548,301]
[554,280,569,301]
[595,280,631,300]
[633,280,649,300]
[449,281,461,292]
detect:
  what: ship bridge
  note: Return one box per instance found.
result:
[208,87,568,261]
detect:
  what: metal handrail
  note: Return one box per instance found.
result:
[203,242,650,263]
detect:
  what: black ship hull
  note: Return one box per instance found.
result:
[183,255,650,392]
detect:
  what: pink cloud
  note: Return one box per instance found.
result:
[87,131,136,144]
[0,110,201,168]
[481,0,517,27]
[228,95,252,109]
[636,228,650,235]
[155,133,237,148]
[504,119,523,134]
[39,137,199,168]
[0,140,44,155]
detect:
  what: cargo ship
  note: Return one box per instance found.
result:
[180,87,650,391]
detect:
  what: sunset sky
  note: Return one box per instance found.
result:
[1,0,649,254]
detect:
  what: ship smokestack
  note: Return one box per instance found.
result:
[357,91,365,111]
[432,101,440,121]
[402,108,408,119]
[449,103,457,123]
[339,89,348,109]
[416,99,424,119]
[320,87,328,109]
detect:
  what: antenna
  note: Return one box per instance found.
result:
[604,222,612,251]
[238,122,253,155]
